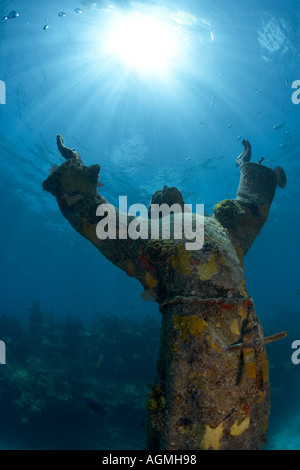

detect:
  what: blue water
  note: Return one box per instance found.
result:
[0,0,299,450]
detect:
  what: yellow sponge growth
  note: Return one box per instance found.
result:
[230,417,250,436]
[174,315,207,341]
[202,423,224,450]
[197,253,227,281]
[145,271,158,289]
[170,244,191,275]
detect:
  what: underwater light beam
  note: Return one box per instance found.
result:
[105,13,179,76]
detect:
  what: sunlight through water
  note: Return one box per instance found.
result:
[104,12,179,77]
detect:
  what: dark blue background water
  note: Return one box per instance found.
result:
[0,0,299,449]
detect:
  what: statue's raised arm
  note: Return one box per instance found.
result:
[214,139,286,257]
[43,135,148,282]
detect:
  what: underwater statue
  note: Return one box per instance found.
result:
[43,136,287,450]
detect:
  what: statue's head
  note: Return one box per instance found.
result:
[148,185,185,217]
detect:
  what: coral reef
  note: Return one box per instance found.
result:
[0,302,159,450]
[213,199,243,229]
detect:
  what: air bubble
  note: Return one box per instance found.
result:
[58,12,66,17]
[74,8,82,14]
[43,25,49,30]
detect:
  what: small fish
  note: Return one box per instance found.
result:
[273,122,285,131]
[3,11,19,20]
[97,181,104,188]
[279,142,290,149]
[258,157,264,164]
[85,398,105,416]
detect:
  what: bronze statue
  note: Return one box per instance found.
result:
[43,136,286,450]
